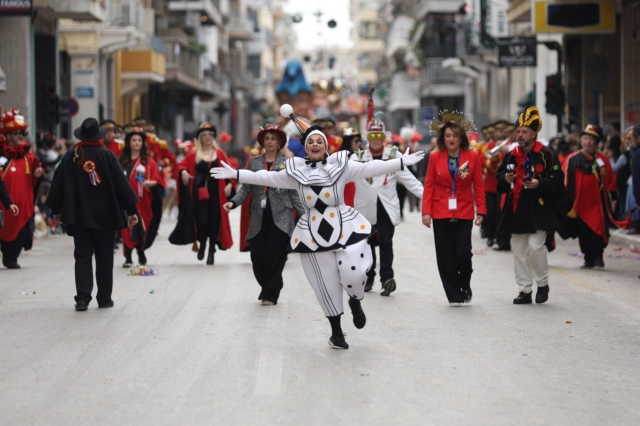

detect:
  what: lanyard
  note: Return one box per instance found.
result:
[448,153,460,196]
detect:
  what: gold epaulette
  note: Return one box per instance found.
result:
[159,139,168,149]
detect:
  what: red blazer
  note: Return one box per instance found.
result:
[422,149,486,220]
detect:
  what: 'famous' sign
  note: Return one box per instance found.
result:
[0,0,32,16]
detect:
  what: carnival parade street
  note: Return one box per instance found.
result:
[1,210,639,425]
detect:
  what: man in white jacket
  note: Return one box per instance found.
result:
[350,116,424,295]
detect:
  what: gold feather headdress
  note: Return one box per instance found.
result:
[430,110,476,135]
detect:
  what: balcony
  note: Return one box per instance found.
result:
[232,71,253,91]
[228,16,255,41]
[107,0,145,29]
[416,0,465,20]
[168,0,222,26]
[163,38,208,93]
[420,58,465,98]
[34,0,106,21]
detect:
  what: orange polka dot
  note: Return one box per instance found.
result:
[294,238,299,243]
[330,213,335,218]
[360,224,366,229]
[311,239,315,244]
[325,193,330,198]
[312,216,316,221]
[306,195,312,200]
[340,234,344,239]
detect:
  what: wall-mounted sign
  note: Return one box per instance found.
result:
[0,0,32,16]
[533,0,616,34]
[76,87,94,99]
[498,37,537,67]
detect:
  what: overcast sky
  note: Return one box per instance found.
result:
[283,0,354,51]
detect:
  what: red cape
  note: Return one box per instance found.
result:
[0,147,40,242]
[565,151,630,243]
[121,157,164,250]
[173,149,233,250]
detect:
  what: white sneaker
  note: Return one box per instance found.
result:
[449,302,462,307]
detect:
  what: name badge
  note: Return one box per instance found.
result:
[260,198,267,209]
[596,158,605,167]
[448,198,458,211]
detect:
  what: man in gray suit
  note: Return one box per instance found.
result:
[224,125,304,305]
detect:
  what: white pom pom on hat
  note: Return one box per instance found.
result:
[280,104,294,118]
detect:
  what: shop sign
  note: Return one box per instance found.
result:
[0,0,31,16]
[533,0,616,34]
[498,37,537,67]
[76,87,94,99]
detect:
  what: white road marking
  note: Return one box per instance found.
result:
[266,303,288,328]
[254,351,284,396]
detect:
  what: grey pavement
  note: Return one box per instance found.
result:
[1,210,640,426]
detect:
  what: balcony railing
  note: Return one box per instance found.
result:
[228,15,254,41]
[163,38,202,80]
[421,58,465,85]
[107,0,145,29]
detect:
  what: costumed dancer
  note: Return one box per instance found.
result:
[495,107,567,305]
[46,118,139,311]
[476,123,503,247]
[0,109,43,269]
[211,104,425,349]
[100,119,124,157]
[224,124,305,305]
[341,127,362,207]
[351,107,424,295]
[169,122,234,265]
[422,111,486,306]
[0,150,20,226]
[119,127,165,267]
[560,124,630,269]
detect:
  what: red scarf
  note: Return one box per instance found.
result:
[0,140,31,159]
[511,141,543,212]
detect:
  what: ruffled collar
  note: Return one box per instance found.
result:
[286,151,349,186]
[0,140,31,159]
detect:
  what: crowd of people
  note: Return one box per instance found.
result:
[1,98,639,349]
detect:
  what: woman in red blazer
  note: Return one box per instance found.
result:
[422,118,486,306]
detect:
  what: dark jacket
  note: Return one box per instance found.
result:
[46,141,139,234]
[633,147,640,205]
[496,143,567,233]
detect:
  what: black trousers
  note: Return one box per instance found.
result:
[1,223,29,266]
[73,228,116,305]
[577,218,605,263]
[432,219,474,303]
[196,196,221,250]
[248,215,290,303]
[367,198,396,282]
[397,184,407,219]
[485,192,500,241]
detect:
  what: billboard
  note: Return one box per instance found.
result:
[0,0,32,16]
[532,0,616,34]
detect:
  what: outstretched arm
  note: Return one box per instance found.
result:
[211,161,297,190]
[347,149,424,181]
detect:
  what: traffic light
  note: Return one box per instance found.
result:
[545,74,565,116]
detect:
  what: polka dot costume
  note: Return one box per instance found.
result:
[300,239,373,316]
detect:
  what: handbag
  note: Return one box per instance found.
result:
[197,159,213,201]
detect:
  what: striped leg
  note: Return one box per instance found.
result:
[300,250,344,317]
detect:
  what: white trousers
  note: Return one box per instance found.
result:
[511,231,549,293]
[300,239,373,317]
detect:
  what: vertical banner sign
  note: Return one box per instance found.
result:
[0,0,32,15]
[488,0,510,38]
[498,37,537,67]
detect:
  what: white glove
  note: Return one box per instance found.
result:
[402,148,425,167]
[210,161,237,180]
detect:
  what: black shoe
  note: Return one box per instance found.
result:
[580,261,595,269]
[594,257,605,269]
[137,250,147,266]
[348,298,366,329]
[364,277,374,292]
[513,292,532,304]
[4,261,20,269]
[75,300,89,311]
[463,289,473,303]
[98,300,115,308]
[487,238,495,247]
[380,278,397,296]
[123,258,133,268]
[481,229,487,239]
[197,243,206,261]
[328,334,349,349]
[207,249,215,265]
[493,245,511,252]
[535,285,549,304]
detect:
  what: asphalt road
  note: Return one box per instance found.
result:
[1,209,639,425]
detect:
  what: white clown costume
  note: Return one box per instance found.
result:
[211,104,424,349]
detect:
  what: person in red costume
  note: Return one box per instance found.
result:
[561,124,631,269]
[340,127,362,207]
[100,119,124,157]
[118,127,165,268]
[169,122,234,265]
[0,109,43,269]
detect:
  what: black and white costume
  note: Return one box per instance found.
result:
[211,104,424,349]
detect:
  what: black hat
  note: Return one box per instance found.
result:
[74,118,106,142]
[125,126,147,145]
[196,122,217,139]
[581,124,603,142]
